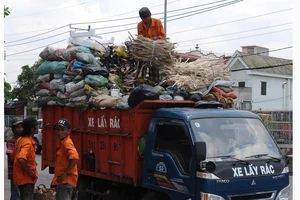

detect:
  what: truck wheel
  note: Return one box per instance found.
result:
[77,175,92,199]
[33,137,42,154]
[142,192,170,200]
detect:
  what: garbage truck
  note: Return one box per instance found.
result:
[41,100,290,200]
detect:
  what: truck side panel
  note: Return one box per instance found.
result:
[41,101,195,186]
[42,105,156,186]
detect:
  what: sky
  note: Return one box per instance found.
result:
[2,0,294,88]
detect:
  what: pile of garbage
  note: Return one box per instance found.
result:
[34,36,237,109]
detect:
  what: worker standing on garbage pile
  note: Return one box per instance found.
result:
[137,7,166,40]
[136,7,166,85]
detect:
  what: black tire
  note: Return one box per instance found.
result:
[77,174,93,199]
[142,192,170,200]
[33,137,42,154]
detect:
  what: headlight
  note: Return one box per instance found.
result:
[276,185,290,200]
[201,192,225,200]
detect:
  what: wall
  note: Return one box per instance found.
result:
[250,75,292,111]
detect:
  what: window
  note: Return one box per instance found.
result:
[155,122,192,174]
[247,48,254,54]
[238,82,245,87]
[261,82,267,95]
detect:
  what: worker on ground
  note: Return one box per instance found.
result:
[6,117,23,200]
[137,7,166,40]
[136,7,166,84]
[51,118,80,200]
[12,117,39,200]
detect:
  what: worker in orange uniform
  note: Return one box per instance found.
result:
[136,7,166,84]
[51,118,80,200]
[6,117,23,200]
[137,7,166,40]
[12,117,39,200]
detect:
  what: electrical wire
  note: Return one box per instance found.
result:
[6,0,97,19]
[175,22,292,43]
[95,0,242,36]
[168,0,243,22]
[92,1,240,30]
[175,46,293,62]
[168,8,292,35]
[5,31,70,47]
[5,25,69,44]
[71,0,181,25]
[253,95,292,103]
[6,39,66,57]
[177,28,292,48]
[230,63,292,72]
[73,0,231,25]
[4,0,180,36]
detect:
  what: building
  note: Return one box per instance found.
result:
[225,46,293,111]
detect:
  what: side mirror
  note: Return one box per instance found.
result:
[285,155,292,165]
[194,141,206,161]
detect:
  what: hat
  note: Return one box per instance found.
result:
[23,117,38,129]
[54,118,71,129]
[11,117,23,126]
[139,7,151,19]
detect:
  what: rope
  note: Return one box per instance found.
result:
[150,40,156,67]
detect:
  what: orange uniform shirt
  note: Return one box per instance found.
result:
[12,136,38,186]
[137,18,166,39]
[52,136,80,187]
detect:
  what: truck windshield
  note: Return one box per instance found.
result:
[190,118,282,161]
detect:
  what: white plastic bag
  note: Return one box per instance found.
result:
[68,37,115,52]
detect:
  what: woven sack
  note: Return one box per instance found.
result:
[33,184,56,200]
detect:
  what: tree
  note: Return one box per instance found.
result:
[11,59,44,101]
[4,6,11,100]
[4,6,10,18]
[4,73,12,100]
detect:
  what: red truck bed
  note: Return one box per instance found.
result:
[41,100,195,186]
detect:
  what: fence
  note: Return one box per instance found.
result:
[253,111,293,146]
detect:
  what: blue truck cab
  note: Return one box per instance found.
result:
[142,103,290,200]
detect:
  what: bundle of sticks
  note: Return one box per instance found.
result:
[161,58,232,90]
[129,35,174,68]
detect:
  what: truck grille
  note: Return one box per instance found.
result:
[229,191,276,200]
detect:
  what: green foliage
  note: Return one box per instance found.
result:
[4,6,10,18]
[11,60,43,101]
[11,65,36,100]
[4,73,12,100]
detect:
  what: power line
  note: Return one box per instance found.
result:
[167,0,242,22]
[230,63,292,72]
[4,31,70,47]
[233,46,293,58]
[92,0,240,31]
[4,26,70,37]
[73,0,231,25]
[175,22,292,44]
[176,46,293,62]
[6,39,66,57]
[177,28,292,48]
[5,25,69,44]
[253,95,292,103]
[5,0,97,19]
[4,0,180,36]
[96,0,242,36]
[168,8,292,35]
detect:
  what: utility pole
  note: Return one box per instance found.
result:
[164,0,167,36]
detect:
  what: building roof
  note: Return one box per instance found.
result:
[239,51,293,76]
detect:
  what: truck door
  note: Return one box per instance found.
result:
[143,120,195,199]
